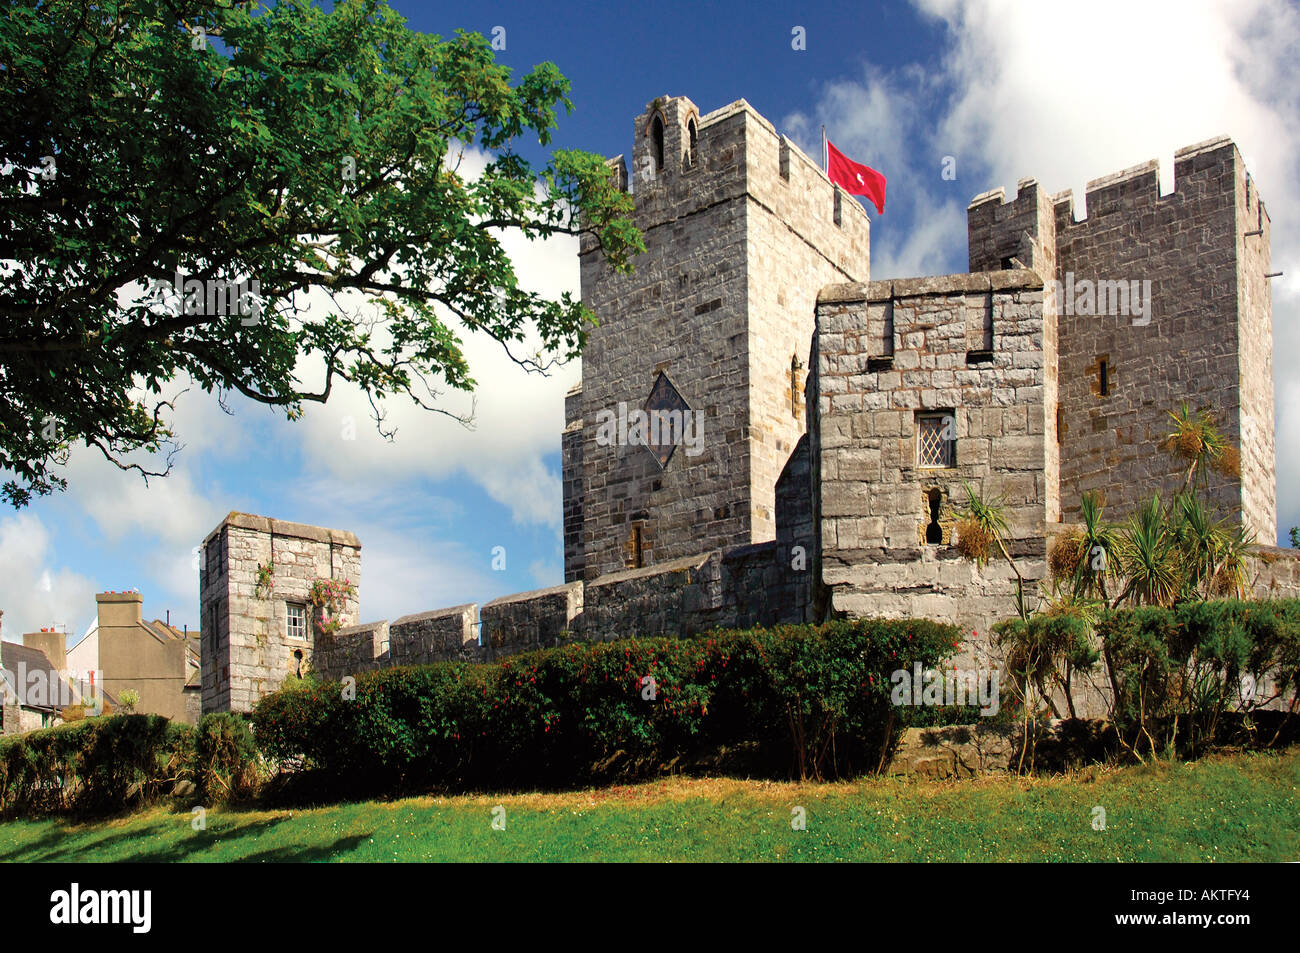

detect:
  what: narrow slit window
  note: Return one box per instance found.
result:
[650,115,665,173]
[925,489,944,544]
[687,118,698,168]
[1098,359,1110,396]
[790,355,802,418]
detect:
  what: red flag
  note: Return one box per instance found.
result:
[826,139,886,215]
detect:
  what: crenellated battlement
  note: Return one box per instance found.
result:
[971,136,1258,238]
[964,136,1275,543]
[585,95,869,260]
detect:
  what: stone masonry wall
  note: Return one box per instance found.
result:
[574,552,724,642]
[562,384,585,582]
[814,270,1055,644]
[970,139,1275,541]
[744,123,869,545]
[1235,154,1276,544]
[312,620,386,682]
[572,96,869,582]
[576,96,752,580]
[201,513,361,715]
[390,605,479,665]
[1247,547,1300,601]
[480,583,583,659]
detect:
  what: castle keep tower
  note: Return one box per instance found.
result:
[566,96,870,581]
[967,137,1275,542]
[200,513,360,714]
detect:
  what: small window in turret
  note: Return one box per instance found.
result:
[650,115,665,173]
[687,118,698,168]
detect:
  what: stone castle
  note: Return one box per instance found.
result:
[199,94,1298,716]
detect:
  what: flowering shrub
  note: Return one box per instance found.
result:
[308,577,356,637]
[254,561,275,599]
[253,617,963,793]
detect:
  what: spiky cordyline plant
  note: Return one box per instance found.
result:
[1163,402,1240,497]
[1112,493,1182,609]
[950,481,1030,621]
[1071,491,1121,602]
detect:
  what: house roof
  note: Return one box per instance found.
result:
[1,640,118,711]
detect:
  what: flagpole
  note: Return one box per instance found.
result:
[821,125,827,172]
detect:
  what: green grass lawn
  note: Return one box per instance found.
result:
[2,749,1297,862]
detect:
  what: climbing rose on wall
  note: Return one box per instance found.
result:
[308,578,356,637]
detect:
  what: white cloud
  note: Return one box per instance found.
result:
[786,0,1300,542]
[782,62,970,278]
[346,520,498,624]
[279,189,581,529]
[0,512,98,639]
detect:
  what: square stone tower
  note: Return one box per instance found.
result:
[967,137,1275,542]
[567,95,871,580]
[200,513,360,714]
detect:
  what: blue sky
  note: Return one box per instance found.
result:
[3,0,1299,642]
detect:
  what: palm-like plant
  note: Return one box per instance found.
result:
[1210,522,1255,598]
[1071,491,1120,601]
[1163,402,1240,497]
[950,481,1030,620]
[1113,493,1181,608]
[1173,492,1223,597]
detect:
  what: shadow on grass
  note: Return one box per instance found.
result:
[0,812,360,863]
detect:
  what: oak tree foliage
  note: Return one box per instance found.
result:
[0,0,641,505]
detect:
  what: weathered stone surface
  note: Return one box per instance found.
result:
[968,142,1274,544]
[481,584,583,659]
[200,514,361,714]
[200,98,1281,734]
[569,95,869,583]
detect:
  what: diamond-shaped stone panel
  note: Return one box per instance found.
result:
[643,373,691,469]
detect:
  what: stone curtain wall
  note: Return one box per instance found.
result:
[814,271,1055,642]
[311,607,479,681]
[1247,547,1300,600]
[577,553,723,642]
[312,621,387,682]
[970,139,1274,541]
[390,605,479,665]
[481,584,583,658]
[297,543,812,687]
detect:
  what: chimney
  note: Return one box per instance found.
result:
[23,630,66,670]
[96,591,144,629]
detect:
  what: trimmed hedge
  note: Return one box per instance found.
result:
[0,712,259,816]
[254,618,965,792]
